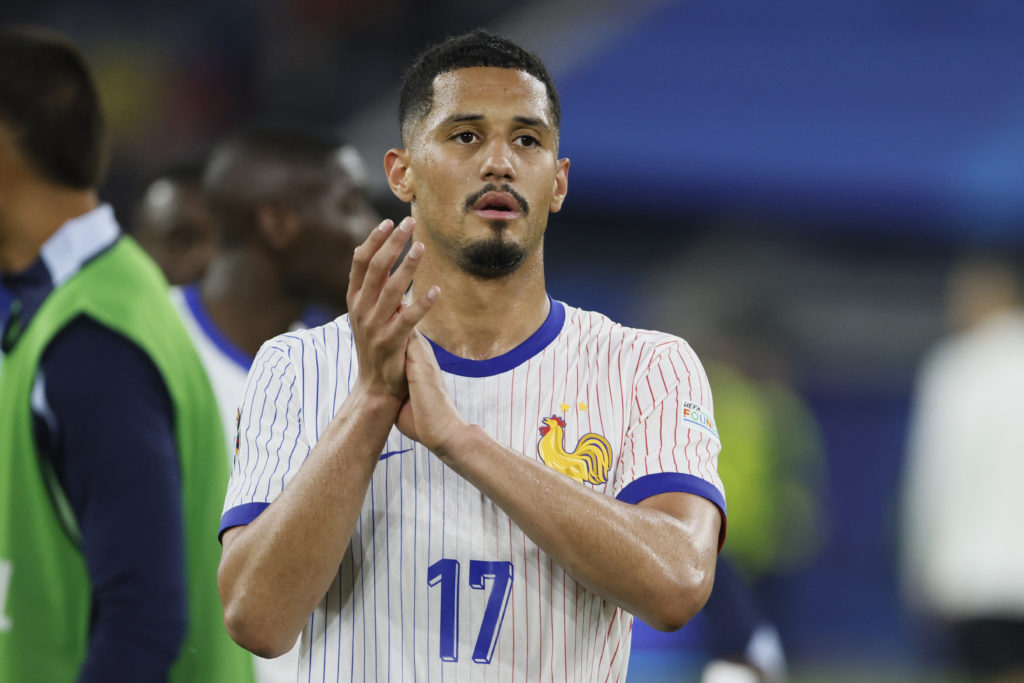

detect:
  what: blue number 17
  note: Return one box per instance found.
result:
[427,558,513,664]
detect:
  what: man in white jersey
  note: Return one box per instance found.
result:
[218,30,726,682]
[172,125,377,682]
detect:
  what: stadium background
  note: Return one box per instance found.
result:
[4,1,1022,680]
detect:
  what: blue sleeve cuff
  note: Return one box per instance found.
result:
[616,472,728,550]
[218,502,270,542]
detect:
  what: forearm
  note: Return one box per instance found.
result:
[438,425,720,631]
[218,386,400,656]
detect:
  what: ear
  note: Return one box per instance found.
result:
[548,157,570,214]
[384,148,415,203]
[257,204,301,251]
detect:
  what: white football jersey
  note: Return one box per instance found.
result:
[221,299,725,683]
[170,285,252,455]
[171,284,301,683]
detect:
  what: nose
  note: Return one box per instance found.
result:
[480,138,515,182]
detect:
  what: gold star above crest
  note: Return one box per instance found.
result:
[578,402,588,411]
[559,403,571,412]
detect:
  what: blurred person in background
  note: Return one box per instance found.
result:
[0,267,10,326]
[688,322,818,683]
[708,364,826,581]
[697,557,788,683]
[171,123,378,683]
[132,161,215,286]
[639,269,824,682]
[0,27,253,682]
[701,315,826,683]
[901,253,1024,683]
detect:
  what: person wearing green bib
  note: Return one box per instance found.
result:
[0,27,253,683]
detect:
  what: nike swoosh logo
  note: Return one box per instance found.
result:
[380,448,412,461]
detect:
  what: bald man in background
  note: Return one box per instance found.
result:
[133,162,215,286]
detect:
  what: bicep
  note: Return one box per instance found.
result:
[220,525,244,556]
[617,341,727,546]
[637,491,722,554]
[220,342,306,537]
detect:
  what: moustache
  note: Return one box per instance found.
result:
[464,184,530,216]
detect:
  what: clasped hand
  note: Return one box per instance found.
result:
[346,217,466,454]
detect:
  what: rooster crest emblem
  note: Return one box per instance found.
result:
[538,415,612,484]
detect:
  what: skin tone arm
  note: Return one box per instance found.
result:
[217,218,438,657]
[397,332,722,631]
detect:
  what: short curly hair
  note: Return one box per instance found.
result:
[398,29,560,145]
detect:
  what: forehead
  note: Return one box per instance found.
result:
[425,66,552,128]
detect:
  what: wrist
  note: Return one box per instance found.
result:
[348,380,404,417]
[432,422,483,464]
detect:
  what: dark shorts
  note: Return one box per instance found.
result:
[950,618,1024,675]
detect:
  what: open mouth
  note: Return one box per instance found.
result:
[472,191,522,219]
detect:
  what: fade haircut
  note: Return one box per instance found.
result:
[0,27,107,189]
[202,124,346,247]
[398,29,560,145]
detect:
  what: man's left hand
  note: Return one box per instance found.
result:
[395,331,467,458]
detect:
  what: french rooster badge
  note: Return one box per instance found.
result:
[537,415,612,484]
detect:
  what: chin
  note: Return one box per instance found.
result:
[457,237,526,279]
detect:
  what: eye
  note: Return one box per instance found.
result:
[452,131,478,144]
[516,134,540,147]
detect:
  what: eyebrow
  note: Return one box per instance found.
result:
[441,113,551,131]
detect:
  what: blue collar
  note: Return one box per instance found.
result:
[182,284,254,371]
[425,297,565,378]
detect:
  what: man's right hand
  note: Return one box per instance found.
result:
[346,217,437,402]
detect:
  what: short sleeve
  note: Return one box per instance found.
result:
[613,340,726,524]
[220,341,309,538]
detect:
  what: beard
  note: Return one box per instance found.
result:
[456,222,527,279]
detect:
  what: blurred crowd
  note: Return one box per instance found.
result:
[0,0,519,219]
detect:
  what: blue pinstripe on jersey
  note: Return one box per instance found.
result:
[239,354,275,501]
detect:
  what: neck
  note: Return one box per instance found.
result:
[199,250,305,357]
[0,180,98,273]
[411,244,549,360]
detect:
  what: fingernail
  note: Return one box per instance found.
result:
[399,217,415,232]
[409,242,424,258]
[378,219,393,232]
[427,286,440,300]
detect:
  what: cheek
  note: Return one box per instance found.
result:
[425,159,473,196]
[412,184,450,217]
